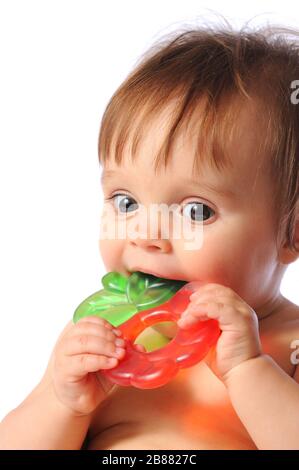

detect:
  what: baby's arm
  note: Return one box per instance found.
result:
[178,283,299,450]
[224,355,299,450]
[0,371,92,449]
[0,317,126,449]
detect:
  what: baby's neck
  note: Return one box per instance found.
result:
[256,292,288,322]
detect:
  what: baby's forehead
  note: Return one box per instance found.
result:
[104,93,272,200]
[128,102,266,172]
[104,151,269,207]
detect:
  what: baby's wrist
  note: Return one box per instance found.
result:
[222,353,268,389]
[49,382,94,420]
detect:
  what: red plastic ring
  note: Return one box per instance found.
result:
[102,282,221,389]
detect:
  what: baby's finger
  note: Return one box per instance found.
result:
[76,316,114,330]
[182,294,237,320]
[65,354,120,379]
[72,323,122,343]
[63,334,126,358]
[178,310,210,328]
[134,344,146,353]
[178,301,255,330]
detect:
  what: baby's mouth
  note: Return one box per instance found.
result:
[130,269,188,286]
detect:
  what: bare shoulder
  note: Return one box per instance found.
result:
[278,298,299,327]
[261,297,299,330]
[275,298,299,340]
[282,301,299,378]
[260,296,299,345]
[259,297,299,376]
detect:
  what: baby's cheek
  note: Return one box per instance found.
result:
[99,239,123,271]
[175,238,235,286]
[174,241,211,279]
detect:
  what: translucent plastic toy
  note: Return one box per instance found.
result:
[101,281,220,389]
[73,271,186,327]
[73,271,220,389]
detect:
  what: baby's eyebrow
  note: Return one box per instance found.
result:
[101,170,122,185]
[180,177,236,199]
[101,170,236,199]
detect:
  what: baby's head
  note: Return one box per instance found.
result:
[98,22,299,316]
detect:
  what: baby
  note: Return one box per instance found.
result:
[1,22,299,450]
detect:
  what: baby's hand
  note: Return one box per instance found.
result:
[177,283,262,384]
[51,316,144,416]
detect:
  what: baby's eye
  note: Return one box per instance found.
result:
[181,201,215,223]
[109,194,138,213]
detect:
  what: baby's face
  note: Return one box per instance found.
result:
[99,102,282,313]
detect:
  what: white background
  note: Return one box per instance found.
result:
[0,0,298,420]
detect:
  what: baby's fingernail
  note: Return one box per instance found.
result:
[178,315,188,323]
[178,317,191,328]
[107,357,118,366]
[181,307,192,317]
[113,329,122,337]
[114,347,125,357]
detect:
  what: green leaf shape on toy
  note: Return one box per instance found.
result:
[73,271,187,327]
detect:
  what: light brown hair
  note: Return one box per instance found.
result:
[98,19,299,253]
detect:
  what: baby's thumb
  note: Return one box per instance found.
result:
[134,343,147,353]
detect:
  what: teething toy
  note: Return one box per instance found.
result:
[73,271,186,327]
[73,272,220,389]
[101,282,220,388]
